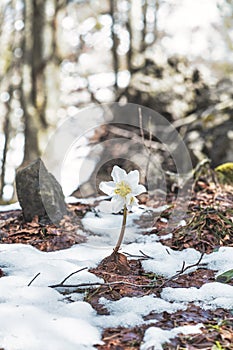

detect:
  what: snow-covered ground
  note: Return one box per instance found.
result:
[0,201,233,350]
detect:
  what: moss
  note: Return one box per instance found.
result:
[215,162,233,185]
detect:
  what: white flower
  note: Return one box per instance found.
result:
[99,165,146,213]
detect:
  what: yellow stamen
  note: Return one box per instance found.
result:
[130,196,134,205]
[114,181,131,198]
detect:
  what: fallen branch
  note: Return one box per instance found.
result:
[122,250,154,260]
[139,250,154,259]
[160,252,205,287]
[49,280,156,289]
[59,267,88,285]
[28,272,41,286]
[48,253,205,290]
[28,267,88,287]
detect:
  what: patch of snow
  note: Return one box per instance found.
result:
[0,303,101,350]
[96,295,186,328]
[65,195,109,204]
[203,247,233,274]
[148,204,171,213]
[161,282,233,310]
[160,217,168,223]
[0,244,108,284]
[81,204,171,248]
[141,324,203,350]
[0,201,21,211]
[124,242,201,278]
[0,243,106,350]
[159,233,173,240]
[178,219,186,227]
[82,208,146,248]
[0,205,233,349]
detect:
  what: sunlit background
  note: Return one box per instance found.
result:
[0,0,232,202]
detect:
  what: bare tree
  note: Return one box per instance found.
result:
[110,0,119,88]
[21,0,46,163]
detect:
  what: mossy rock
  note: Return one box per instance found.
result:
[215,162,233,185]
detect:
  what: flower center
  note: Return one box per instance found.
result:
[114,181,131,198]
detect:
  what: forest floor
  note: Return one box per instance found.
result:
[0,179,233,349]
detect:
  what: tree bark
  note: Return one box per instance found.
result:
[22,0,46,164]
[110,0,119,88]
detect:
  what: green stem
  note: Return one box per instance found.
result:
[114,205,127,253]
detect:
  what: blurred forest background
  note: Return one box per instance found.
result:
[0,0,233,203]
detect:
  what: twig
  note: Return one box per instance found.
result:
[59,267,88,285]
[138,109,153,183]
[122,253,149,260]
[139,107,145,144]
[145,115,152,180]
[139,250,154,259]
[123,252,145,258]
[48,253,205,290]
[49,280,155,289]
[166,249,171,255]
[122,250,154,260]
[180,252,205,273]
[107,125,165,152]
[28,272,41,286]
[161,252,205,287]
[180,261,186,273]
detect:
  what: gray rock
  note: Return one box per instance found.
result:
[16,158,67,224]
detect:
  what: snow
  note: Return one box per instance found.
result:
[124,241,201,278]
[66,195,109,205]
[0,201,21,211]
[97,295,186,328]
[160,217,168,223]
[161,282,233,310]
[0,243,105,350]
[82,207,146,248]
[0,201,233,349]
[0,303,101,350]
[141,324,204,350]
[203,246,233,274]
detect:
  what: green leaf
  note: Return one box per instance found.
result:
[216,269,233,283]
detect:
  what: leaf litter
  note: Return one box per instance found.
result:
[0,181,233,349]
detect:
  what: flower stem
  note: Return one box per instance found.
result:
[113,205,127,253]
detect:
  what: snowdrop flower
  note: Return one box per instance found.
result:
[99,165,146,213]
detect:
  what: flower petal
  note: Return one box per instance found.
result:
[111,166,127,183]
[111,195,125,213]
[126,170,139,187]
[98,200,113,213]
[99,181,116,195]
[125,194,138,210]
[132,184,147,196]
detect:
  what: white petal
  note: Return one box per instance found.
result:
[125,194,138,210]
[128,203,139,212]
[111,166,127,183]
[126,170,139,187]
[99,181,116,195]
[132,184,147,196]
[98,200,113,213]
[111,195,125,213]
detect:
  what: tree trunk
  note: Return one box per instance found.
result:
[22,0,46,164]
[110,0,119,88]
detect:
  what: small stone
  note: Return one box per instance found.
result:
[16,158,67,224]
